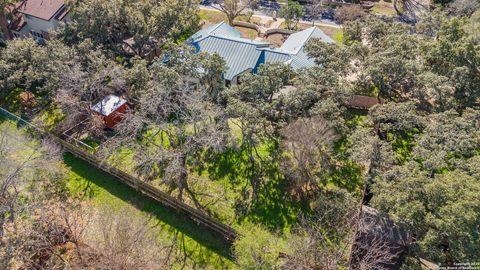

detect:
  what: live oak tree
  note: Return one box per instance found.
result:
[62,0,199,58]
[0,39,74,105]
[225,63,292,198]
[107,50,229,208]
[373,162,480,266]
[279,0,305,30]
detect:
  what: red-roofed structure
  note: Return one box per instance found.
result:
[16,0,64,21]
[5,0,69,42]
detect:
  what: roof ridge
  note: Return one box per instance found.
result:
[208,21,226,35]
[206,35,270,46]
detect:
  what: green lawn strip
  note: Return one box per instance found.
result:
[64,152,235,269]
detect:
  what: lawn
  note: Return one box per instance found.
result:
[0,114,235,270]
[370,0,397,16]
[65,153,235,269]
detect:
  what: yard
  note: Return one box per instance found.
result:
[370,0,397,16]
[0,114,235,270]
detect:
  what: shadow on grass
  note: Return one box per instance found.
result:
[198,145,306,231]
[63,152,234,261]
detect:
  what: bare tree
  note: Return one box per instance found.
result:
[0,126,64,242]
[280,116,338,200]
[83,205,173,269]
[306,0,326,25]
[212,0,257,25]
[282,192,405,270]
[348,206,408,270]
[54,52,128,137]
[282,190,358,270]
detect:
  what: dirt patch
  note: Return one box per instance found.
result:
[265,33,288,48]
[234,26,258,40]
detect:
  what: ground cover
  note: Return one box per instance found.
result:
[370,0,397,16]
[0,114,235,270]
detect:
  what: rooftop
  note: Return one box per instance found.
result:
[16,0,65,21]
[91,95,127,116]
[189,22,334,81]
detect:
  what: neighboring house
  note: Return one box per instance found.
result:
[8,0,69,43]
[188,22,334,84]
[91,95,129,129]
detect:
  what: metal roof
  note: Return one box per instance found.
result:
[281,27,334,54]
[194,35,269,80]
[91,95,126,116]
[190,22,242,43]
[190,24,334,80]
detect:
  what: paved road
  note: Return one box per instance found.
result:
[199,4,342,29]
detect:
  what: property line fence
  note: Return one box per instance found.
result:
[0,107,237,241]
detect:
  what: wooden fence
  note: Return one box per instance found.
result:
[0,107,237,241]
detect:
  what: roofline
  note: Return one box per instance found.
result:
[259,47,292,55]
[195,34,271,47]
[285,27,316,55]
[18,4,65,21]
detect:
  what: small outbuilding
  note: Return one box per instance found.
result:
[91,95,128,129]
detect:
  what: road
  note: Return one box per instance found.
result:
[199,4,342,29]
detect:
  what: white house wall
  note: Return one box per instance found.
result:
[24,15,56,33]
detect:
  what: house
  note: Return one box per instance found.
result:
[91,95,129,129]
[188,22,334,84]
[7,0,69,43]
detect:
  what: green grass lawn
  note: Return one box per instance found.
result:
[65,152,235,269]
[0,114,234,270]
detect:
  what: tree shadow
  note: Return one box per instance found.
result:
[63,152,234,264]
[198,146,307,231]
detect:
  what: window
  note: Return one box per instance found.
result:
[30,30,44,39]
[25,14,32,20]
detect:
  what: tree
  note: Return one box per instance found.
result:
[280,116,338,200]
[225,63,292,198]
[0,125,66,242]
[213,0,257,25]
[83,205,174,269]
[335,5,366,24]
[279,0,305,30]
[448,0,480,16]
[106,51,229,209]
[372,162,480,265]
[62,0,199,58]
[53,43,129,135]
[306,0,325,25]
[0,39,74,106]
[412,109,480,174]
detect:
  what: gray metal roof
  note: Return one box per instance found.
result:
[190,24,334,80]
[190,22,242,43]
[194,35,269,80]
[281,27,334,53]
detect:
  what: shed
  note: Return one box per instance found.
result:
[91,95,128,129]
[349,206,411,270]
